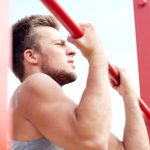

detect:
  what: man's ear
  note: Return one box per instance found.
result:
[24,49,40,65]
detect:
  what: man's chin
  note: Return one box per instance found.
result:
[60,73,77,86]
[46,70,77,86]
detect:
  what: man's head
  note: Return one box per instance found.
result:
[13,15,77,85]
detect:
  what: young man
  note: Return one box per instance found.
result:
[11,15,149,150]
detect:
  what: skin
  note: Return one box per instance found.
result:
[144,114,150,140]
[11,24,149,150]
[111,67,150,150]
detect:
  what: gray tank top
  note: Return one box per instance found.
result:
[11,137,64,150]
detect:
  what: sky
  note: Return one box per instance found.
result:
[9,0,140,140]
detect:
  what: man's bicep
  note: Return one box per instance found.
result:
[108,133,125,150]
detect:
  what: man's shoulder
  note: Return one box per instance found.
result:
[23,73,56,86]
[12,73,65,111]
[18,73,62,101]
[22,73,60,91]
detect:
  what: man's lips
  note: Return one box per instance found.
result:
[68,60,74,64]
[68,59,75,69]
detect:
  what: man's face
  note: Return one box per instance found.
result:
[35,26,77,86]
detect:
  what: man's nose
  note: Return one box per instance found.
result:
[66,46,76,57]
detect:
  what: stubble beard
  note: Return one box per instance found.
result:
[41,61,77,86]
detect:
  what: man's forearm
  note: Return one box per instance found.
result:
[144,114,150,139]
[74,52,111,143]
[123,93,149,150]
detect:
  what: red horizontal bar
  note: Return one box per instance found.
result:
[41,0,83,38]
[41,0,150,119]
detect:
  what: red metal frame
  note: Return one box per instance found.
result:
[0,0,11,149]
[41,0,150,119]
[133,0,150,138]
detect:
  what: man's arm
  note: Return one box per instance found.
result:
[19,24,111,150]
[113,67,149,150]
[68,23,111,146]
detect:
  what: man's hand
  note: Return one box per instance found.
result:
[112,67,149,150]
[112,67,136,97]
[67,23,104,61]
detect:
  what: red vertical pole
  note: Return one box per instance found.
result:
[133,0,150,138]
[0,0,11,149]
